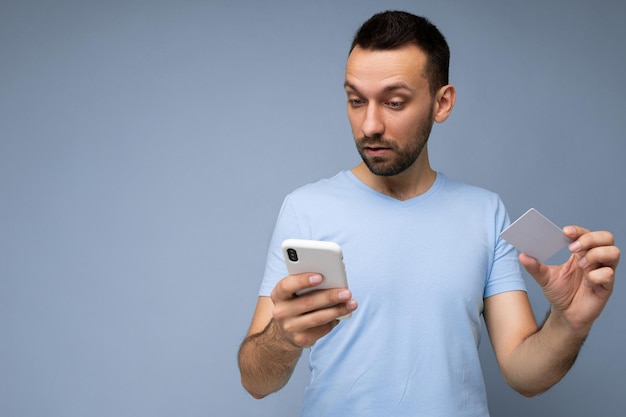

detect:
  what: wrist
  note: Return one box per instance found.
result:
[546,307,590,342]
[265,318,304,351]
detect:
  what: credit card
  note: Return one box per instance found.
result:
[500,208,571,263]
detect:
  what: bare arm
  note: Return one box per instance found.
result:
[485,226,619,397]
[484,292,586,396]
[238,273,358,399]
[238,297,303,399]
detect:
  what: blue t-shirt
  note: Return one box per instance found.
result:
[260,171,525,417]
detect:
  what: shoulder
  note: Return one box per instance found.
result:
[287,171,356,202]
[430,174,512,235]
[437,173,503,206]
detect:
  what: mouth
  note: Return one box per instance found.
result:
[363,145,391,157]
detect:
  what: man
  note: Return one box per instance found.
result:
[238,11,620,416]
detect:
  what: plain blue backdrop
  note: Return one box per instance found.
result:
[1,1,624,416]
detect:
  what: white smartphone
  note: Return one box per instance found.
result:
[281,239,351,319]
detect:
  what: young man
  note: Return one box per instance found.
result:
[238,11,620,416]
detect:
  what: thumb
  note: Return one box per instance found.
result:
[519,253,549,287]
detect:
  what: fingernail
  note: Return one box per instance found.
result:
[578,257,587,267]
[338,289,351,300]
[309,274,322,285]
[346,300,358,310]
[569,241,581,252]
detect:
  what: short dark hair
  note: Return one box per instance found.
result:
[350,11,450,96]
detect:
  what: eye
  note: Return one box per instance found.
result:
[386,101,404,109]
[348,98,365,107]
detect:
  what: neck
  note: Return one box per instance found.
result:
[352,152,436,201]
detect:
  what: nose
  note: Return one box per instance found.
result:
[361,104,384,138]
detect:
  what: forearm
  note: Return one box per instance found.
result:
[503,309,588,397]
[238,319,303,399]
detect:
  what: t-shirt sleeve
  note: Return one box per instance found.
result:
[484,198,527,298]
[258,195,306,296]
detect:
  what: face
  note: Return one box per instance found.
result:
[344,45,435,177]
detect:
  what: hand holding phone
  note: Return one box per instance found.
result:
[281,239,351,319]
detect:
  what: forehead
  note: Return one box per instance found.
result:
[345,45,428,93]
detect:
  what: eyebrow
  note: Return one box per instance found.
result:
[343,81,415,95]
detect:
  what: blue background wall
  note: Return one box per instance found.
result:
[1,1,624,416]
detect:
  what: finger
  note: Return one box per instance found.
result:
[519,253,549,286]
[300,300,358,328]
[578,245,621,271]
[585,266,615,291]
[287,320,336,348]
[563,225,591,241]
[271,273,324,301]
[272,286,355,324]
[286,301,358,342]
[281,288,354,318]
[282,302,358,348]
[566,228,615,254]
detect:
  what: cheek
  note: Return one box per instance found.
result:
[384,115,411,139]
[393,111,431,139]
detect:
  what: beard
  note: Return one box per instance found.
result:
[355,113,434,177]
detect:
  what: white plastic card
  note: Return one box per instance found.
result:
[500,208,572,263]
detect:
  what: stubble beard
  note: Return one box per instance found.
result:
[355,115,434,177]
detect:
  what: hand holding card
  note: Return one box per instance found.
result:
[500,208,572,263]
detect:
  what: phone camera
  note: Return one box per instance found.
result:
[287,248,298,262]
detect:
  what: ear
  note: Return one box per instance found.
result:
[433,84,456,123]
